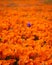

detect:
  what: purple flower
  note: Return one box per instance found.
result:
[27,22,31,27]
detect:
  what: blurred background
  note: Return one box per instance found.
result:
[0,0,52,8]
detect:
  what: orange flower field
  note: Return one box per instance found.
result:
[0,0,52,65]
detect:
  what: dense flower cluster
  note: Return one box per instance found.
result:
[0,1,52,65]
